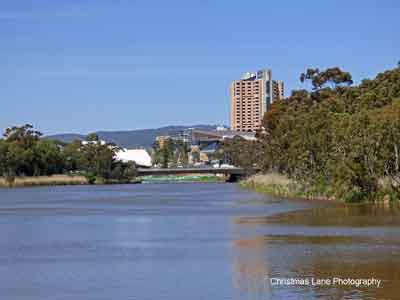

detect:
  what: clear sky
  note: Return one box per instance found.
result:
[1,0,399,134]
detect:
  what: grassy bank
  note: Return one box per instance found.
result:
[240,174,399,203]
[239,173,335,201]
[0,175,88,188]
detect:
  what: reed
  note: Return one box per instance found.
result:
[0,175,88,188]
[239,173,333,201]
[243,173,291,186]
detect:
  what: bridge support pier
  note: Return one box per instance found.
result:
[226,173,243,183]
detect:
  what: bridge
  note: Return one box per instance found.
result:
[137,167,256,182]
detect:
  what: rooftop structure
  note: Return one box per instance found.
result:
[192,129,257,144]
[115,149,152,168]
[190,129,257,163]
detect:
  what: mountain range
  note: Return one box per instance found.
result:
[45,125,219,148]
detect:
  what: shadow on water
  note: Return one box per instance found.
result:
[231,201,400,300]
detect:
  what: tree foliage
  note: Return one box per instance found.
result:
[215,137,263,169]
[262,66,400,201]
[0,126,137,183]
[300,67,353,90]
[151,138,189,168]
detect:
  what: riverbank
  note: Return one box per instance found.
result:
[240,173,399,203]
[0,175,142,188]
[0,173,222,188]
[0,175,88,188]
[239,173,336,201]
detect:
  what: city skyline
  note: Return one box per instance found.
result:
[1,0,399,134]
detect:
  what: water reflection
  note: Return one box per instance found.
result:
[232,203,400,300]
[232,238,271,300]
[235,202,400,227]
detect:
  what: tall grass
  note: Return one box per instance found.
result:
[243,173,291,186]
[239,173,335,201]
[0,175,88,188]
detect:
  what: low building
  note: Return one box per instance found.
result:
[192,129,256,144]
[191,129,257,163]
[115,149,152,168]
[170,129,193,145]
[199,142,219,163]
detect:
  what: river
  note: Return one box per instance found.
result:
[0,183,399,300]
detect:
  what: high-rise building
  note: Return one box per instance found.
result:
[230,69,284,132]
[272,80,284,102]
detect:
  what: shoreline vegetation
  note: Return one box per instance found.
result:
[239,173,337,201]
[239,173,320,199]
[0,174,223,188]
[240,173,397,203]
[0,175,143,188]
[0,127,139,188]
[238,173,343,202]
[0,175,88,188]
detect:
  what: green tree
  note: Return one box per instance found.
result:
[32,140,65,175]
[1,124,42,176]
[78,141,115,179]
[300,67,353,90]
[262,66,400,202]
[216,137,263,169]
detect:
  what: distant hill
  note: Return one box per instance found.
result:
[45,133,86,144]
[45,125,219,148]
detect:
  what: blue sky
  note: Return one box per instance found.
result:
[1,0,399,134]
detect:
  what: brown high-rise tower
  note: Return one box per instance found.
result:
[230,69,284,132]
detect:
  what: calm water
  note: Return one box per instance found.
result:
[0,183,399,300]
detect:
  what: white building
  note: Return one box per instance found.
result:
[81,140,107,146]
[115,149,152,168]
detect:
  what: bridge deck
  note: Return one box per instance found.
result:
[137,167,248,176]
